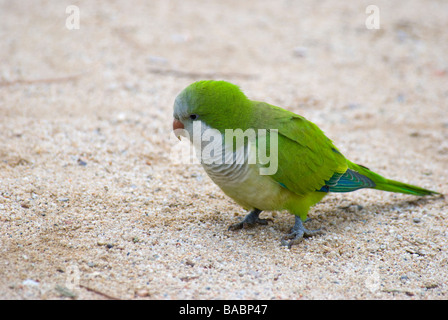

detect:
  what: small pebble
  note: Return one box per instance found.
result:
[293,46,308,57]
[136,289,150,297]
[185,259,195,267]
[22,279,39,286]
[55,285,77,298]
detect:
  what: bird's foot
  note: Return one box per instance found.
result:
[228,209,272,231]
[281,216,324,248]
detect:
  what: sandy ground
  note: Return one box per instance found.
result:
[1,0,447,300]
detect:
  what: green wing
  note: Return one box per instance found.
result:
[251,102,348,196]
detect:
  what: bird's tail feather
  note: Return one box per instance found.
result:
[374,178,438,196]
[347,161,439,196]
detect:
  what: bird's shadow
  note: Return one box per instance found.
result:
[311,193,445,232]
[269,193,446,234]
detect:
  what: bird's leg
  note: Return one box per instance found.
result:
[228,209,272,231]
[281,216,324,248]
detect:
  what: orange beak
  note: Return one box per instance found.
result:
[173,119,184,140]
[173,119,184,131]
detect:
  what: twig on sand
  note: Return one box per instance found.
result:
[0,73,85,87]
[148,67,258,80]
[79,284,121,300]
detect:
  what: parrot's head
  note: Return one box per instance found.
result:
[172,80,252,141]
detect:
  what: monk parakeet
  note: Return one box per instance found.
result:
[172,80,439,248]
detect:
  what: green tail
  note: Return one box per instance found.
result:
[347,161,439,196]
[374,178,438,196]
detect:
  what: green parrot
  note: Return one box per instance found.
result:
[172,80,439,248]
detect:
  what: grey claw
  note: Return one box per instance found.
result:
[228,209,271,231]
[281,216,324,248]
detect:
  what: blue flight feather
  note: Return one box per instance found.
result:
[317,169,376,193]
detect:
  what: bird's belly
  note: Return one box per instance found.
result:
[202,162,287,211]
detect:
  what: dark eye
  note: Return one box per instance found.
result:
[189,114,198,120]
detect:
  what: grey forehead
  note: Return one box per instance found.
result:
[173,95,187,119]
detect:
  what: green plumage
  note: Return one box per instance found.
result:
[173,80,439,246]
[248,101,348,196]
[347,161,437,196]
